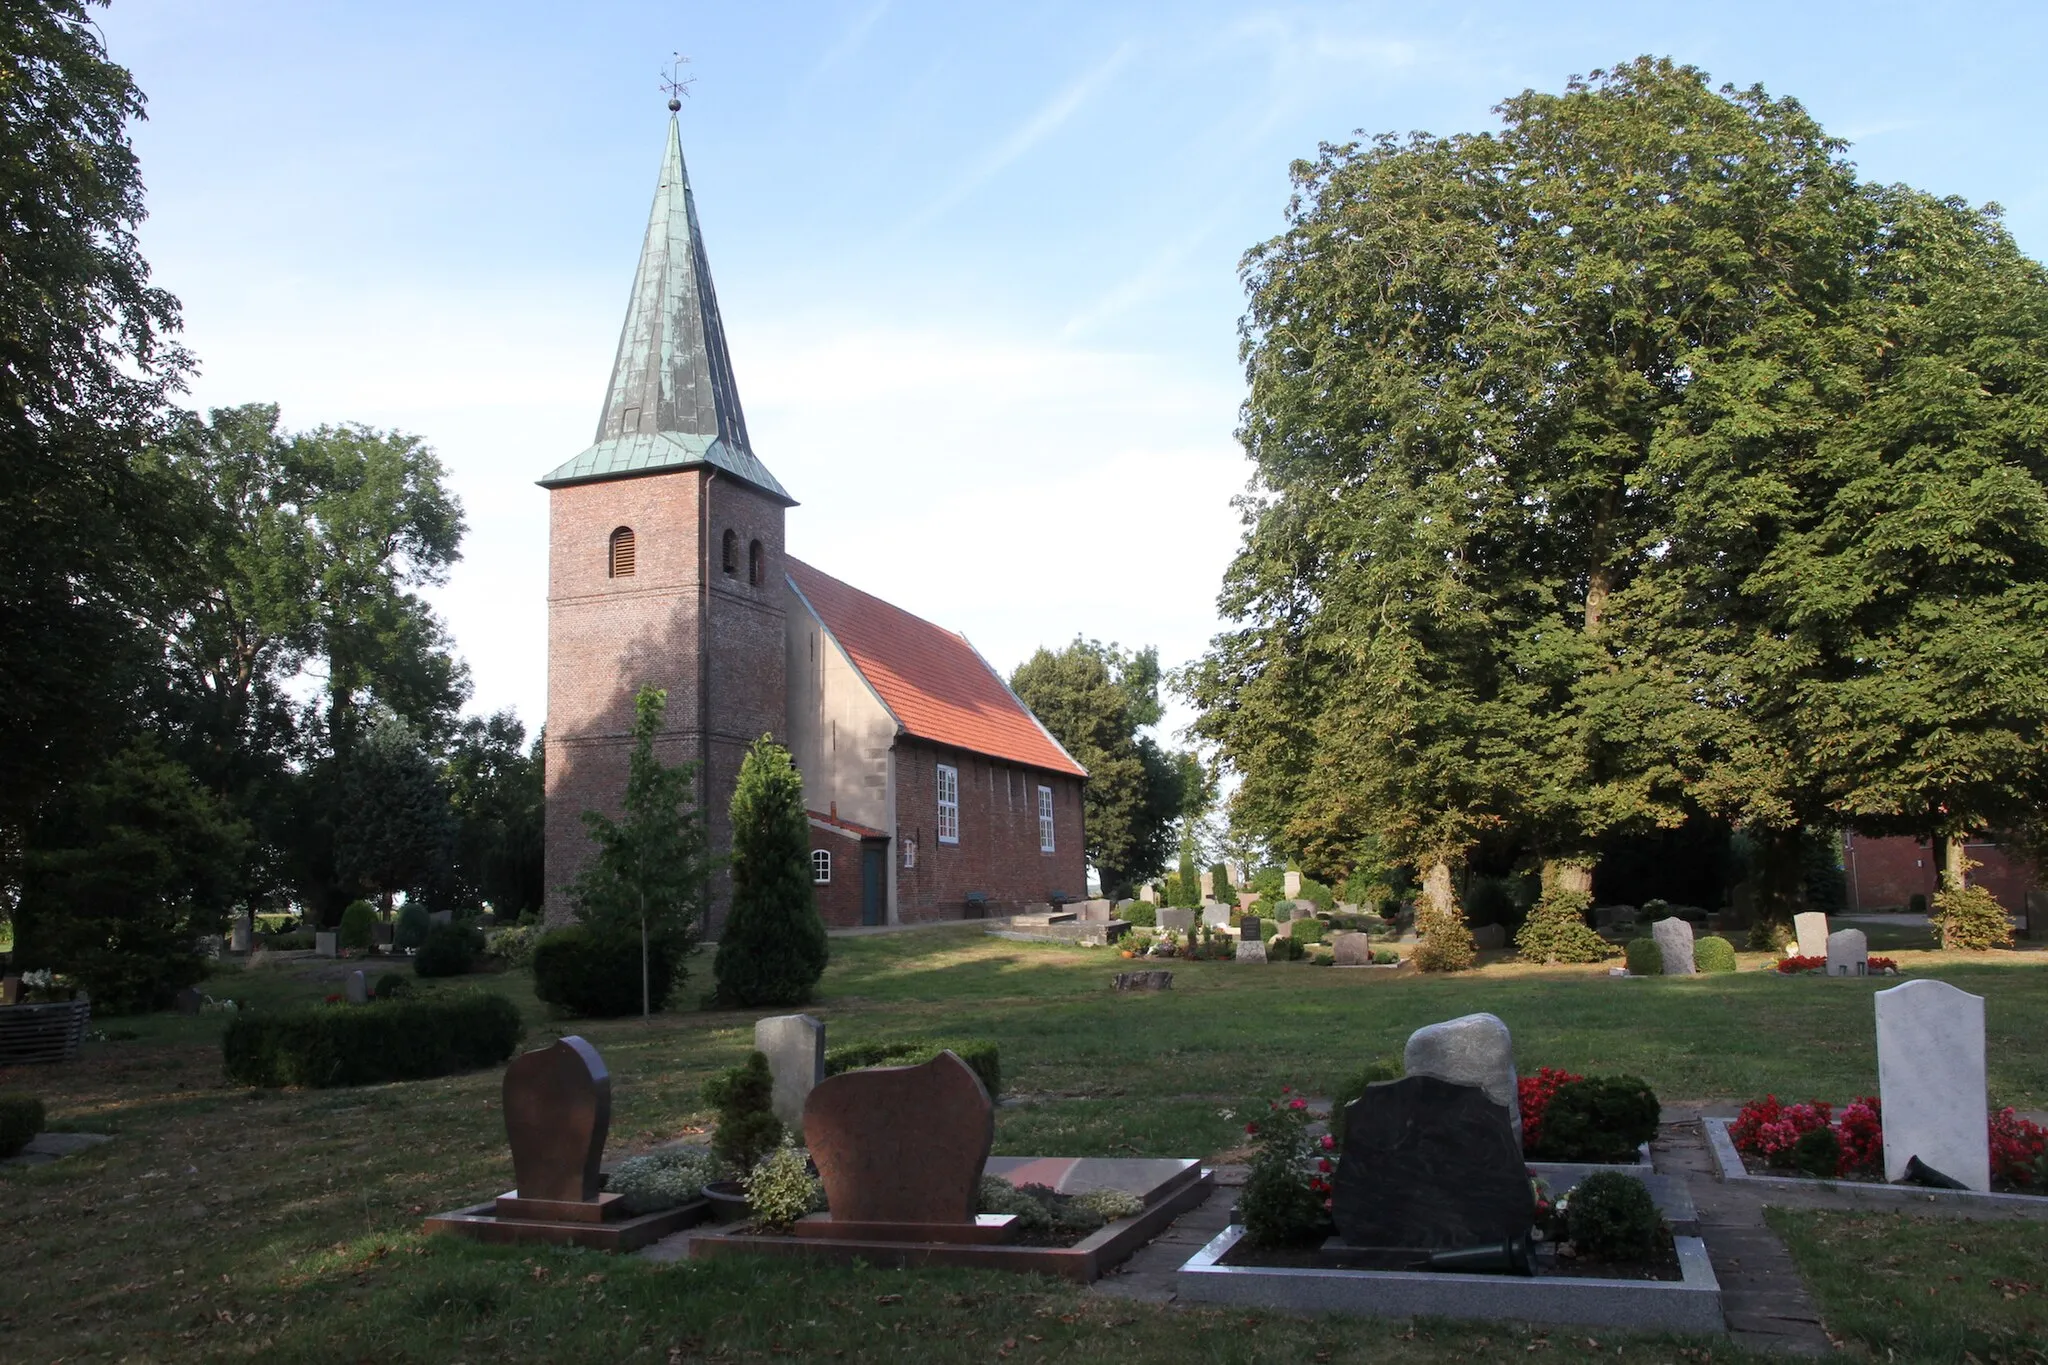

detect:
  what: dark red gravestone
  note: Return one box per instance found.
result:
[803,1050,993,1225]
[503,1036,610,1204]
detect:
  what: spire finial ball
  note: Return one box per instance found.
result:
[668,98,681,112]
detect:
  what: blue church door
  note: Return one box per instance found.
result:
[861,845,887,926]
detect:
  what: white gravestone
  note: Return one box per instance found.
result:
[1198,869,1214,899]
[1235,936,1268,964]
[1283,870,1303,898]
[1138,884,1157,904]
[345,970,368,1005]
[1332,931,1371,966]
[230,917,253,954]
[1794,912,1830,959]
[755,1014,826,1132]
[1405,1012,1523,1147]
[1200,901,1232,928]
[1826,928,1869,977]
[1652,917,1696,975]
[1876,978,1989,1190]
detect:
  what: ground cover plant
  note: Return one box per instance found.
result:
[1,925,2044,1362]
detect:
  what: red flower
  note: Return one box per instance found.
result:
[1245,1122,1259,1136]
[1289,1098,1307,1111]
[1319,1134,1335,1151]
[1991,1108,2047,1186]
[1281,1085,1292,1094]
[1518,1067,1584,1153]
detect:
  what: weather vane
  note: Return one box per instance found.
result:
[661,53,695,112]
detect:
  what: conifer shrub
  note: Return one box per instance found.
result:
[1624,936,1663,975]
[1120,901,1156,927]
[713,738,829,1007]
[1564,1172,1662,1262]
[824,1039,1001,1098]
[1936,874,2015,950]
[1515,878,1613,964]
[221,991,521,1087]
[1534,1076,1660,1163]
[1295,878,1336,914]
[372,971,412,1000]
[0,1094,47,1158]
[703,1051,783,1175]
[394,902,431,952]
[1290,919,1324,946]
[338,900,377,951]
[1694,935,1738,973]
[1208,863,1235,904]
[415,921,483,978]
[1413,875,1477,972]
[532,925,675,1017]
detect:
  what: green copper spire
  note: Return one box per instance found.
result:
[540,115,793,504]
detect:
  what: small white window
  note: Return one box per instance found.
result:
[1038,785,1055,853]
[936,764,960,844]
[812,849,832,884]
[903,837,916,869]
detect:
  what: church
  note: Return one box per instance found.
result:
[540,112,1089,935]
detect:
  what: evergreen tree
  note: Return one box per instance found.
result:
[333,711,452,914]
[1412,859,1478,973]
[1514,860,1614,964]
[570,688,709,1015]
[713,736,829,1007]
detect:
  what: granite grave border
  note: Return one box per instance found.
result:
[1700,1116,2048,1216]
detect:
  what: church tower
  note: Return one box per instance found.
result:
[540,111,794,934]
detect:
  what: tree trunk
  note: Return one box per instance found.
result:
[1421,858,1458,918]
[1541,859,1594,898]
[1943,835,1969,889]
[1748,826,1806,950]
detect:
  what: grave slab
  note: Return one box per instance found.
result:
[1235,938,1267,964]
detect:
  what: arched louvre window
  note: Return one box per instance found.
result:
[749,539,765,586]
[721,529,739,575]
[609,526,636,578]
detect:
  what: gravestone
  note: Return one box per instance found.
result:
[1113,899,1136,916]
[1471,923,1506,950]
[1794,911,1830,959]
[1235,936,1268,963]
[1112,970,1173,991]
[755,1014,826,1131]
[1237,891,1260,912]
[1198,869,1215,899]
[1652,916,1696,975]
[1403,1012,1521,1146]
[803,1050,991,1224]
[1594,905,1637,931]
[1876,979,1989,1190]
[345,970,369,1005]
[1332,1075,1534,1251]
[1284,870,1303,898]
[1137,884,1157,904]
[1157,908,1194,933]
[0,976,20,1006]
[429,909,453,927]
[174,986,203,1016]
[314,931,338,958]
[1332,931,1372,966]
[230,918,252,954]
[1826,928,1869,977]
[1240,916,1262,943]
[1200,901,1232,928]
[1074,899,1113,923]
[503,1036,611,1205]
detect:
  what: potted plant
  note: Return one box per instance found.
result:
[700,1051,784,1221]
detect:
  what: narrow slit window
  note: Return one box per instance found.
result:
[608,526,636,578]
[748,539,765,585]
[812,849,832,884]
[1038,786,1055,853]
[937,764,960,844]
[721,529,738,575]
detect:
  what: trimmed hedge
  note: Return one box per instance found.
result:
[1533,1075,1660,1163]
[826,1038,1000,1098]
[222,991,522,1088]
[1290,919,1324,946]
[415,921,483,978]
[1693,935,1738,973]
[339,900,377,951]
[0,1094,47,1158]
[1120,901,1157,927]
[532,925,675,1017]
[1624,936,1663,976]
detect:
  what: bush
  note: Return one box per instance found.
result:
[1413,888,1477,973]
[825,1039,1001,1099]
[1295,878,1336,914]
[1534,1076,1661,1163]
[485,923,541,970]
[1694,935,1738,973]
[264,929,315,951]
[714,738,830,1006]
[1564,1172,1662,1262]
[1267,935,1305,961]
[978,1175,1054,1236]
[606,1147,720,1215]
[702,1052,784,1175]
[221,991,522,1087]
[1624,936,1663,975]
[1370,947,1399,965]
[532,925,675,1017]
[1290,919,1324,946]
[1515,878,1612,964]
[1208,863,1236,905]
[1249,866,1285,897]
[372,971,412,1000]
[1240,1089,1333,1248]
[0,1094,47,1158]
[1790,1125,1842,1178]
[1519,1066,1585,1154]
[1329,1057,1403,1149]
[415,921,483,978]
[394,903,431,952]
[1120,901,1156,927]
[1936,875,2014,951]
[745,1137,821,1231]
[338,900,378,951]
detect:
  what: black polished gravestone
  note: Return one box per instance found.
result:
[1331,1074,1533,1253]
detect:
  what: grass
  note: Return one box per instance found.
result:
[1767,1209,2048,1361]
[1,927,2043,1361]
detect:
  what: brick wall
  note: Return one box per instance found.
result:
[807,825,871,928]
[1844,831,2039,921]
[891,739,1086,921]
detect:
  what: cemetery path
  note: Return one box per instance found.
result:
[1086,1166,1242,1304]
[1654,1117,1833,1356]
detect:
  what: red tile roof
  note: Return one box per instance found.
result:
[787,559,1087,779]
[808,809,889,840]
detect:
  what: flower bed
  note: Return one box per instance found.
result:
[1719,1094,2047,1193]
[1775,954,1899,975]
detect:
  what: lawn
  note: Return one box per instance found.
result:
[2,927,2043,1362]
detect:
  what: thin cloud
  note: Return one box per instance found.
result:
[812,0,892,78]
[894,41,1138,237]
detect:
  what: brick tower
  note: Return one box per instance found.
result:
[540,112,794,934]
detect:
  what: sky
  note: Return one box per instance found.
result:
[98,0,2048,746]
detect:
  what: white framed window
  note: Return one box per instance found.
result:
[812,849,832,884]
[903,837,916,869]
[936,763,960,844]
[1038,785,1055,853]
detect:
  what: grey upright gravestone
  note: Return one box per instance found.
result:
[1877,979,1989,1190]
[755,1014,826,1132]
[1404,1013,1522,1148]
[1652,917,1696,975]
[345,970,369,1005]
[1826,928,1869,977]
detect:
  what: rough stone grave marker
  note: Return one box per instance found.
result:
[1332,931,1371,966]
[345,970,369,1005]
[1403,1013,1521,1147]
[1794,912,1830,959]
[755,1014,826,1131]
[1112,970,1173,991]
[1331,1075,1534,1252]
[1652,916,1696,975]
[1157,908,1194,933]
[1877,979,1989,1190]
[1826,928,1869,977]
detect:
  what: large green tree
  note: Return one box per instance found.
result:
[713,736,829,1008]
[0,1,188,852]
[1010,640,1191,894]
[443,711,546,919]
